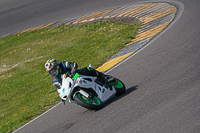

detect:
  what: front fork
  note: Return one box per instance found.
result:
[73,90,90,99]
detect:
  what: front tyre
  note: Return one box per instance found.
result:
[109,79,126,96]
[74,93,103,110]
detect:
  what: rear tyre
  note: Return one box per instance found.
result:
[74,93,103,110]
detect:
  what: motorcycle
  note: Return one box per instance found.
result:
[58,64,126,110]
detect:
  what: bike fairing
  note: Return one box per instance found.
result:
[59,73,126,110]
[45,58,126,110]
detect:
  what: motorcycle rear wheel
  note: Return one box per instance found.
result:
[74,92,103,110]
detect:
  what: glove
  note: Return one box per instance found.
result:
[69,73,76,78]
[69,74,73,78]
[53,82,61,89]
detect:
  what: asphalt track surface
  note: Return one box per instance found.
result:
[1,0,200,133]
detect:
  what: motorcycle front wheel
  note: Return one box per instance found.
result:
[110,79,126,96]
[105,75,126,96]
[74,92,103,110]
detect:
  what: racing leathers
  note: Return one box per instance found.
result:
[51,61,105,90]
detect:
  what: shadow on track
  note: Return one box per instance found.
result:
[103,85,138,108]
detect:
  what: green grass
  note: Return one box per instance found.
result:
[0,21,141,133]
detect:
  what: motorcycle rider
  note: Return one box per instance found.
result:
[45,58,107,91]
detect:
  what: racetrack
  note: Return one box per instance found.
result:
[1,0,200,133]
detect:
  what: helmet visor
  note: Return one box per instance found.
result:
[48,66,57,76]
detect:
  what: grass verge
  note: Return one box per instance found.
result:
[0,21,141,132]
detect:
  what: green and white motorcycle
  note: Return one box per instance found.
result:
[58,65,126,110]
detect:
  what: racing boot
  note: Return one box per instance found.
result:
[99,74,113,90]
[94,70,111,89]
[86,67,112,90]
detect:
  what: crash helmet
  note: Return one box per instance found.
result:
[45,58,58,76]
